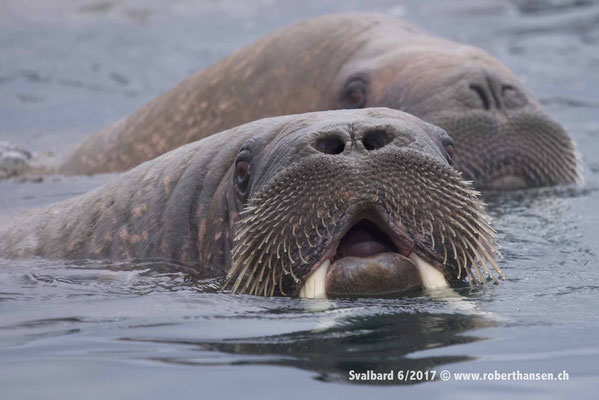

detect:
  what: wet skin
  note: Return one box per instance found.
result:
[57,13,579,190]
[0,108,503,297]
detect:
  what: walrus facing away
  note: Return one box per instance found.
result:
[57,13,579,189]
[0,109,502,298]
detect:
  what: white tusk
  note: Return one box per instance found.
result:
[409,253,449,290]
[299,259,330,299]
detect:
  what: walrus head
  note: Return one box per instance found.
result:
[55,13,580,188]
[333,15,580,190]
[224,108,502,298]
[0,108,502,297]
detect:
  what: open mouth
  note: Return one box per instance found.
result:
[335,220,409,259]
[298,218,449,299]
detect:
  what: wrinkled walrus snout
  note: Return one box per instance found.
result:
[224,109,502,298]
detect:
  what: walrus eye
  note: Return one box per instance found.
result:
[235,160,250,191]
[340,78,367,109]
[444,144,454,159]
[443,142,455,166]
[235,159,251,201]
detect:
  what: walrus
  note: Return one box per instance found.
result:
[0,109,502,298]
[52,13,579,189]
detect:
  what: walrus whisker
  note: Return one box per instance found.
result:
[480,258,499,284]
[443,243,448,265]
[241,254,262,290]
[248,272,260,293]
[278,270,287,296]
[229,260,252,294]
[464,237,498,283]
[455,212,497,239]
[315,223,323,238]
[427,220,435,249]
[304,225,316,248]
[466,251,485,284]
[287,258,299,283]
[297,244,308,264]
[460,242,472,282]
[449,216,502,282]
[260,275,267,296]
[321,217,330,236]
[279,255,290,275]
[446,224,458,239]
[476,241,505,279]
[222,131,503,296]
[454,244,463,279]
[286,242,295,264]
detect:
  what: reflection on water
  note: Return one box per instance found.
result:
[164,311,489,385]
[0,261,496,386]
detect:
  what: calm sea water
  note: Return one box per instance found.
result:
[1,1,598,399]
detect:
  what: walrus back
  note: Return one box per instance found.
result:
[0,127,251,263]
[58,14,380,175]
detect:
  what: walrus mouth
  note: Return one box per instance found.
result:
[464,153,579,190]
[435,113,581,190]
[224,150,504,297]
[474,158,532,190]
[298,218,449,299]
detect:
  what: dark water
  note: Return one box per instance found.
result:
[1,0,599,398]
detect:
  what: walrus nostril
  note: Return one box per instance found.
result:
[501,84,528,109]
[315,135,345,155]
[469,83,491,110]
[363,129,389,150]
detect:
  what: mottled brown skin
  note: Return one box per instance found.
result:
[1,117,259,268]
[0,122,254,270]
[59,13,579,189]
[0,109,500,297]
[59,15,368,175]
